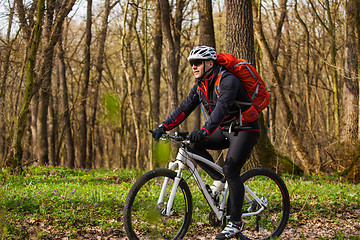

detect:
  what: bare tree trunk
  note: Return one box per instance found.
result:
[346,143,360,183]
[31,93,38,163]
[226,0,254,63]
[37,0,56,166]
[118,75,128,168]
[143,0,154,169]
[158,0,185,114]
[151,1,162,126]
[0,2,15,101]
[79,0,92,168]
[271,0,287,61]
[120,1,141,168]
[345,0,360,183]
[12,0,46,169]
[199,0,216,48]
[37,91,50,166]
[58,30,75,168]
[48,91,57,166]
[132,4,144,139]
[341,0,359,144]
[128,2,150,168]
[88,0,117,169]
[36,0,77,166]
[0,2,16,166]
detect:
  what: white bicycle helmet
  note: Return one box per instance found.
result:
[187,46,217,61]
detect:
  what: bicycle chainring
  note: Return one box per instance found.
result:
[208,210,221,227]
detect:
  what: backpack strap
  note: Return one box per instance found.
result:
[198,89,208,121]
[214,67,227,97]
[234,62,257,80]
[251,82,261,101]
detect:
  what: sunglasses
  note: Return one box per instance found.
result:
[189,59,203,67]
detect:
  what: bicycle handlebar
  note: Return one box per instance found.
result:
[149,130,190,143]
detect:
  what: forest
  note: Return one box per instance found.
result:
[0,0,359,183]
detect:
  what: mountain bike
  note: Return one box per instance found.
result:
[123,131,290,240]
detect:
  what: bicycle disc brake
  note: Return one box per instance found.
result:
[157,202,174,216]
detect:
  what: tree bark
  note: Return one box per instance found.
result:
[346,143,360,183]
[158,0,185,114]
[272,0,288,62]
[225,0,254,63]
[58,29,75,168]
[88,0,116,169]
[79,0,92,168]
[151,1,162,126]
[35,0,77,166]
[48,90,57,166]
[11,0,46,169]
[120,1,142,169]
[149,2,163,169]
[198,0,216,48]
[37,0,56,166]
[345,0,360,183]
[1,2,16,167]
[341,0,359,145]
[0,2,15,101]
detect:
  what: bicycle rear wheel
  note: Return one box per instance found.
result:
[123,168,193,240]
[238,168,290,240]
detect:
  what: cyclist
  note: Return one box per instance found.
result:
[152,46,260,239]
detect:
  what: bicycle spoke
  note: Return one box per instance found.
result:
[124,169,192,240]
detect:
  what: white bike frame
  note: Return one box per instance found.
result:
[157,144,267,221]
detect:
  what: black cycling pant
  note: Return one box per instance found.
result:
[188,127,260,222]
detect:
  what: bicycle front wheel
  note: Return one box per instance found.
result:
[239,168,290,240]
[123,168,193,240]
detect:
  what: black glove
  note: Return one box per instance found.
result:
[152,125,166,140]
[189,129,207,143]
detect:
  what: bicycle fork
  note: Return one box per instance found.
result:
[157,161,184,216]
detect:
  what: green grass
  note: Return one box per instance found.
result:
[0,167,359,239]
[283,172,360,219]
[0,166,143,239]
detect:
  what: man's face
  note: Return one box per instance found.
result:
[190,59,213,79]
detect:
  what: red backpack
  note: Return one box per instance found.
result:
[215,52,270,125]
